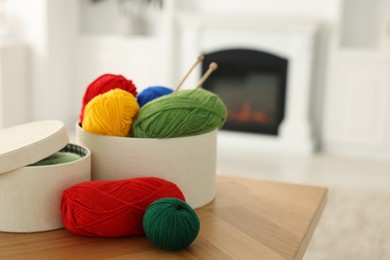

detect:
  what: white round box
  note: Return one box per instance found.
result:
[76,124,217,209]
[0,121,91,233]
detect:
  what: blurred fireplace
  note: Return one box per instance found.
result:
[176,14,318,153]
[202,49,288,135]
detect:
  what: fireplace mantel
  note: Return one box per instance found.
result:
[175,13,320,154]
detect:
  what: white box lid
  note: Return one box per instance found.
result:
[0,120,69,174]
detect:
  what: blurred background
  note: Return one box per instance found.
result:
[1,0,390,161]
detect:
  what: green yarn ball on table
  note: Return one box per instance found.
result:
[132,89,227,138]
[143,198,200,251]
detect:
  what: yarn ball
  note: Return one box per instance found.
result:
[143,198,200,250]
[132,89,227,138]
[29,152,81,166]
[61,177,185,237]
[82,88,140,137]
[79,74,137,124]
[137,86,173,108]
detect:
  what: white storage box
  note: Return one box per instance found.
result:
[0,121,91,233]
[76,124,217,209]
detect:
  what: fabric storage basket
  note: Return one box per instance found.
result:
[75,124,217,209]
[0,121,91,233]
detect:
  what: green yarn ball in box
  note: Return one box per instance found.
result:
[143,198,200,251]
[132,89,227,138]
[29,152,81,166]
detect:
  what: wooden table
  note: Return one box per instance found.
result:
[0,176,327,260]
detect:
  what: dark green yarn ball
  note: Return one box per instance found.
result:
[143,198,200,250]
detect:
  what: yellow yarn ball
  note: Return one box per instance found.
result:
[82,88,139,137]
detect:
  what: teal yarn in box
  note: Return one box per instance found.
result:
[143,198,200,250]
[132,89,227,138]
[29,152,81,166]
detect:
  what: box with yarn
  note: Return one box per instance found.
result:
[0,120,91,233]
[75,58,226,209]
[76,125,217,209]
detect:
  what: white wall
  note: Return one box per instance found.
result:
[178,0,340,21]
[341,0,390,49]
[46,0,78,127]
[79,0,129,35]
[5,0,47,124]
[0,40,27,128]
[75,0,175,106]
[79,0,168,37]
[4,0,78,129]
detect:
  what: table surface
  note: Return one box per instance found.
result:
[0,176,327,260]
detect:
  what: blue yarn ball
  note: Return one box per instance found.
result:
[137,86,173,107]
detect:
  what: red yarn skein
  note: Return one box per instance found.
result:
[79,74,138,124]
[61,177,185,237]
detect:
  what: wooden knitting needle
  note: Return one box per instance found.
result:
[195,62,218,89]
[175,54,205,92]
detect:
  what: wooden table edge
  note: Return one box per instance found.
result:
[295,186,327,259]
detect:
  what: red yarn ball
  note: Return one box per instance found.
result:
[61,177,185,237]
[79,74,138,124]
